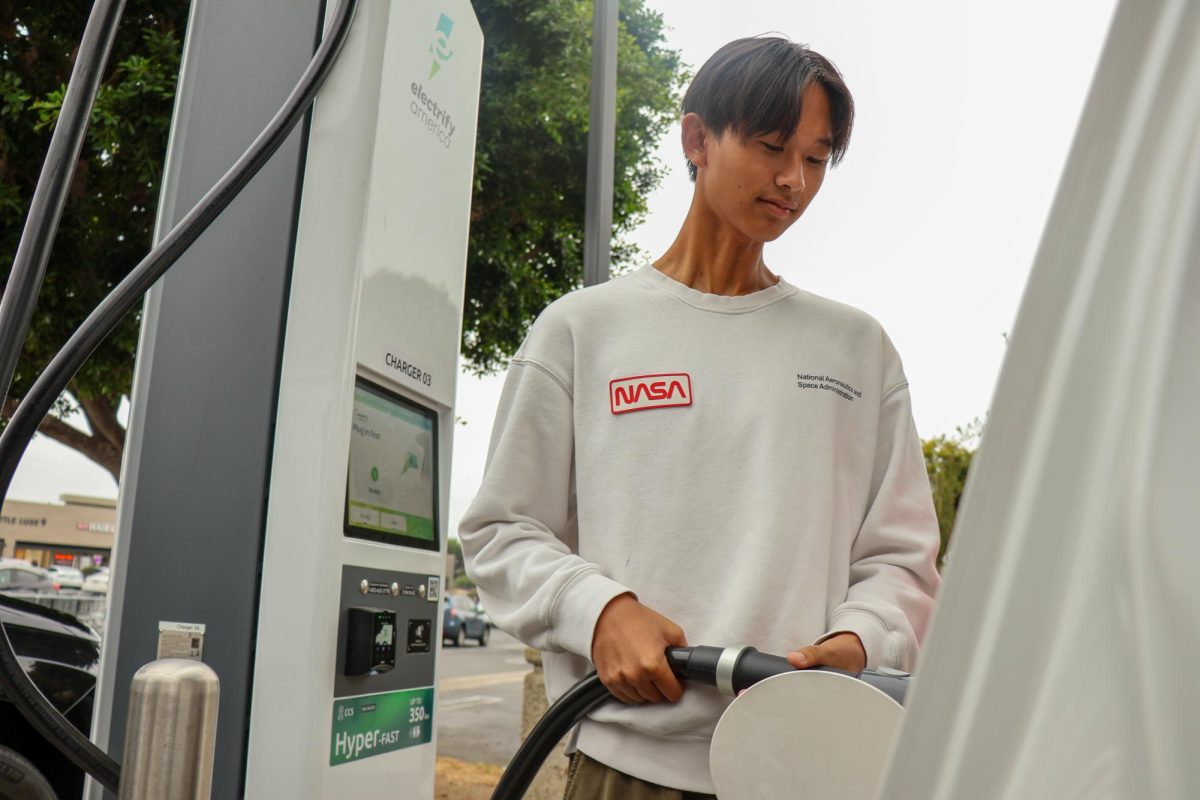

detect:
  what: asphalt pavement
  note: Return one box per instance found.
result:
[436,627,531,765]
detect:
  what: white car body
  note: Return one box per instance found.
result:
[46,566,85,590]
[81,569,110,595]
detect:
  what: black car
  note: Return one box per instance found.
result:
[442,594,490,647]
[0,593,100,799]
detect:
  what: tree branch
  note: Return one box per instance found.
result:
[76,392,125,451]
[2,397,122,483]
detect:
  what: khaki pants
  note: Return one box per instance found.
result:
[563,751,718,800]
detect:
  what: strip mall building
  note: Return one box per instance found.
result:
[0,495,116,569]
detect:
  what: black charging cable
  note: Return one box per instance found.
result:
[489,672,611,800]
[0,0,126,406]
[0,0,359,790]
[490,645,911,800]
[0,0,128,789]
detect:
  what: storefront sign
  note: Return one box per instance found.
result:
[1,516,46,527]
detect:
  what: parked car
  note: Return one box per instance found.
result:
[0,565,58,594]
[81,567,110,595]
[0,593,100,799]
[442,594,490,647]
[45,565,85,590]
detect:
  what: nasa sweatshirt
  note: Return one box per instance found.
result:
[458,264,941,793]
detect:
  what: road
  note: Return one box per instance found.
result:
[436,627,531,765]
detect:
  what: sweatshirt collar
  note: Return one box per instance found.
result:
[633,264,798,314]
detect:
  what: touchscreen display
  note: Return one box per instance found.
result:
[345,379,438,549]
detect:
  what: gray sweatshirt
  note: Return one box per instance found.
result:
[459,264,941,792]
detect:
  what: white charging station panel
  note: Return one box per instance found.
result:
[878,2,1200,798]
[242,1,481,796]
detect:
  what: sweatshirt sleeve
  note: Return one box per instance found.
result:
[817,349,942,671]
[458,354,632,660]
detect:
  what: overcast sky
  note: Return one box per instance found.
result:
[9,1,1118,541]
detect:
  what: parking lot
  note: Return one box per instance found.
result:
[437,626,530,765]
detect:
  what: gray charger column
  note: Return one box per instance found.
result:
[583,0,618,287]
[91,1,323,797]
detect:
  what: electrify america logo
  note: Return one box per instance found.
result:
[609,373,693,415]
[428,13,454,79]
[410,13,456,149]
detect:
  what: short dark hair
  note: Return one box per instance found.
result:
[682,37,855,181]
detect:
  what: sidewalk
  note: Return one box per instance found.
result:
[436,756,502,799]
[436,645,569,799]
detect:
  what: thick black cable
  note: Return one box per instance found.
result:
[0,0,127,788]
[0,0,127,408]
[491,674,614,800]
[0,0,359,791]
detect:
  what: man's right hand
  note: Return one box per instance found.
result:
[590,593,687,704]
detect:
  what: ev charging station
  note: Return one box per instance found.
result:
[4,0,1197,796]
[85,0,482,796]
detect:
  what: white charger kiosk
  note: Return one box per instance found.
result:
[89,1,482,796]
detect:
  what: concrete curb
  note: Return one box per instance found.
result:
[518,647,568,799]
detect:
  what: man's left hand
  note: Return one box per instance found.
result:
[787,632,866,672]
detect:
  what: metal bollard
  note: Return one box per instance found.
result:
[119,659,219,800]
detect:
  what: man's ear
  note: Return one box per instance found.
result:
[682,112,710,171]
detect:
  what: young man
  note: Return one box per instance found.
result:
[459,37,941,799]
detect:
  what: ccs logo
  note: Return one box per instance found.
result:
[429,13,454,79]
[609,373,693,415]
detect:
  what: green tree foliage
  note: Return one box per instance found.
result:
[464,0,686,373]
[447,538,477,589]
[1,0,684,479]
[1,1,187,480]
[447,536,464,577]
[922,419,982,568]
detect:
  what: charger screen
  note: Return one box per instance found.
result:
[345,378,439,551]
